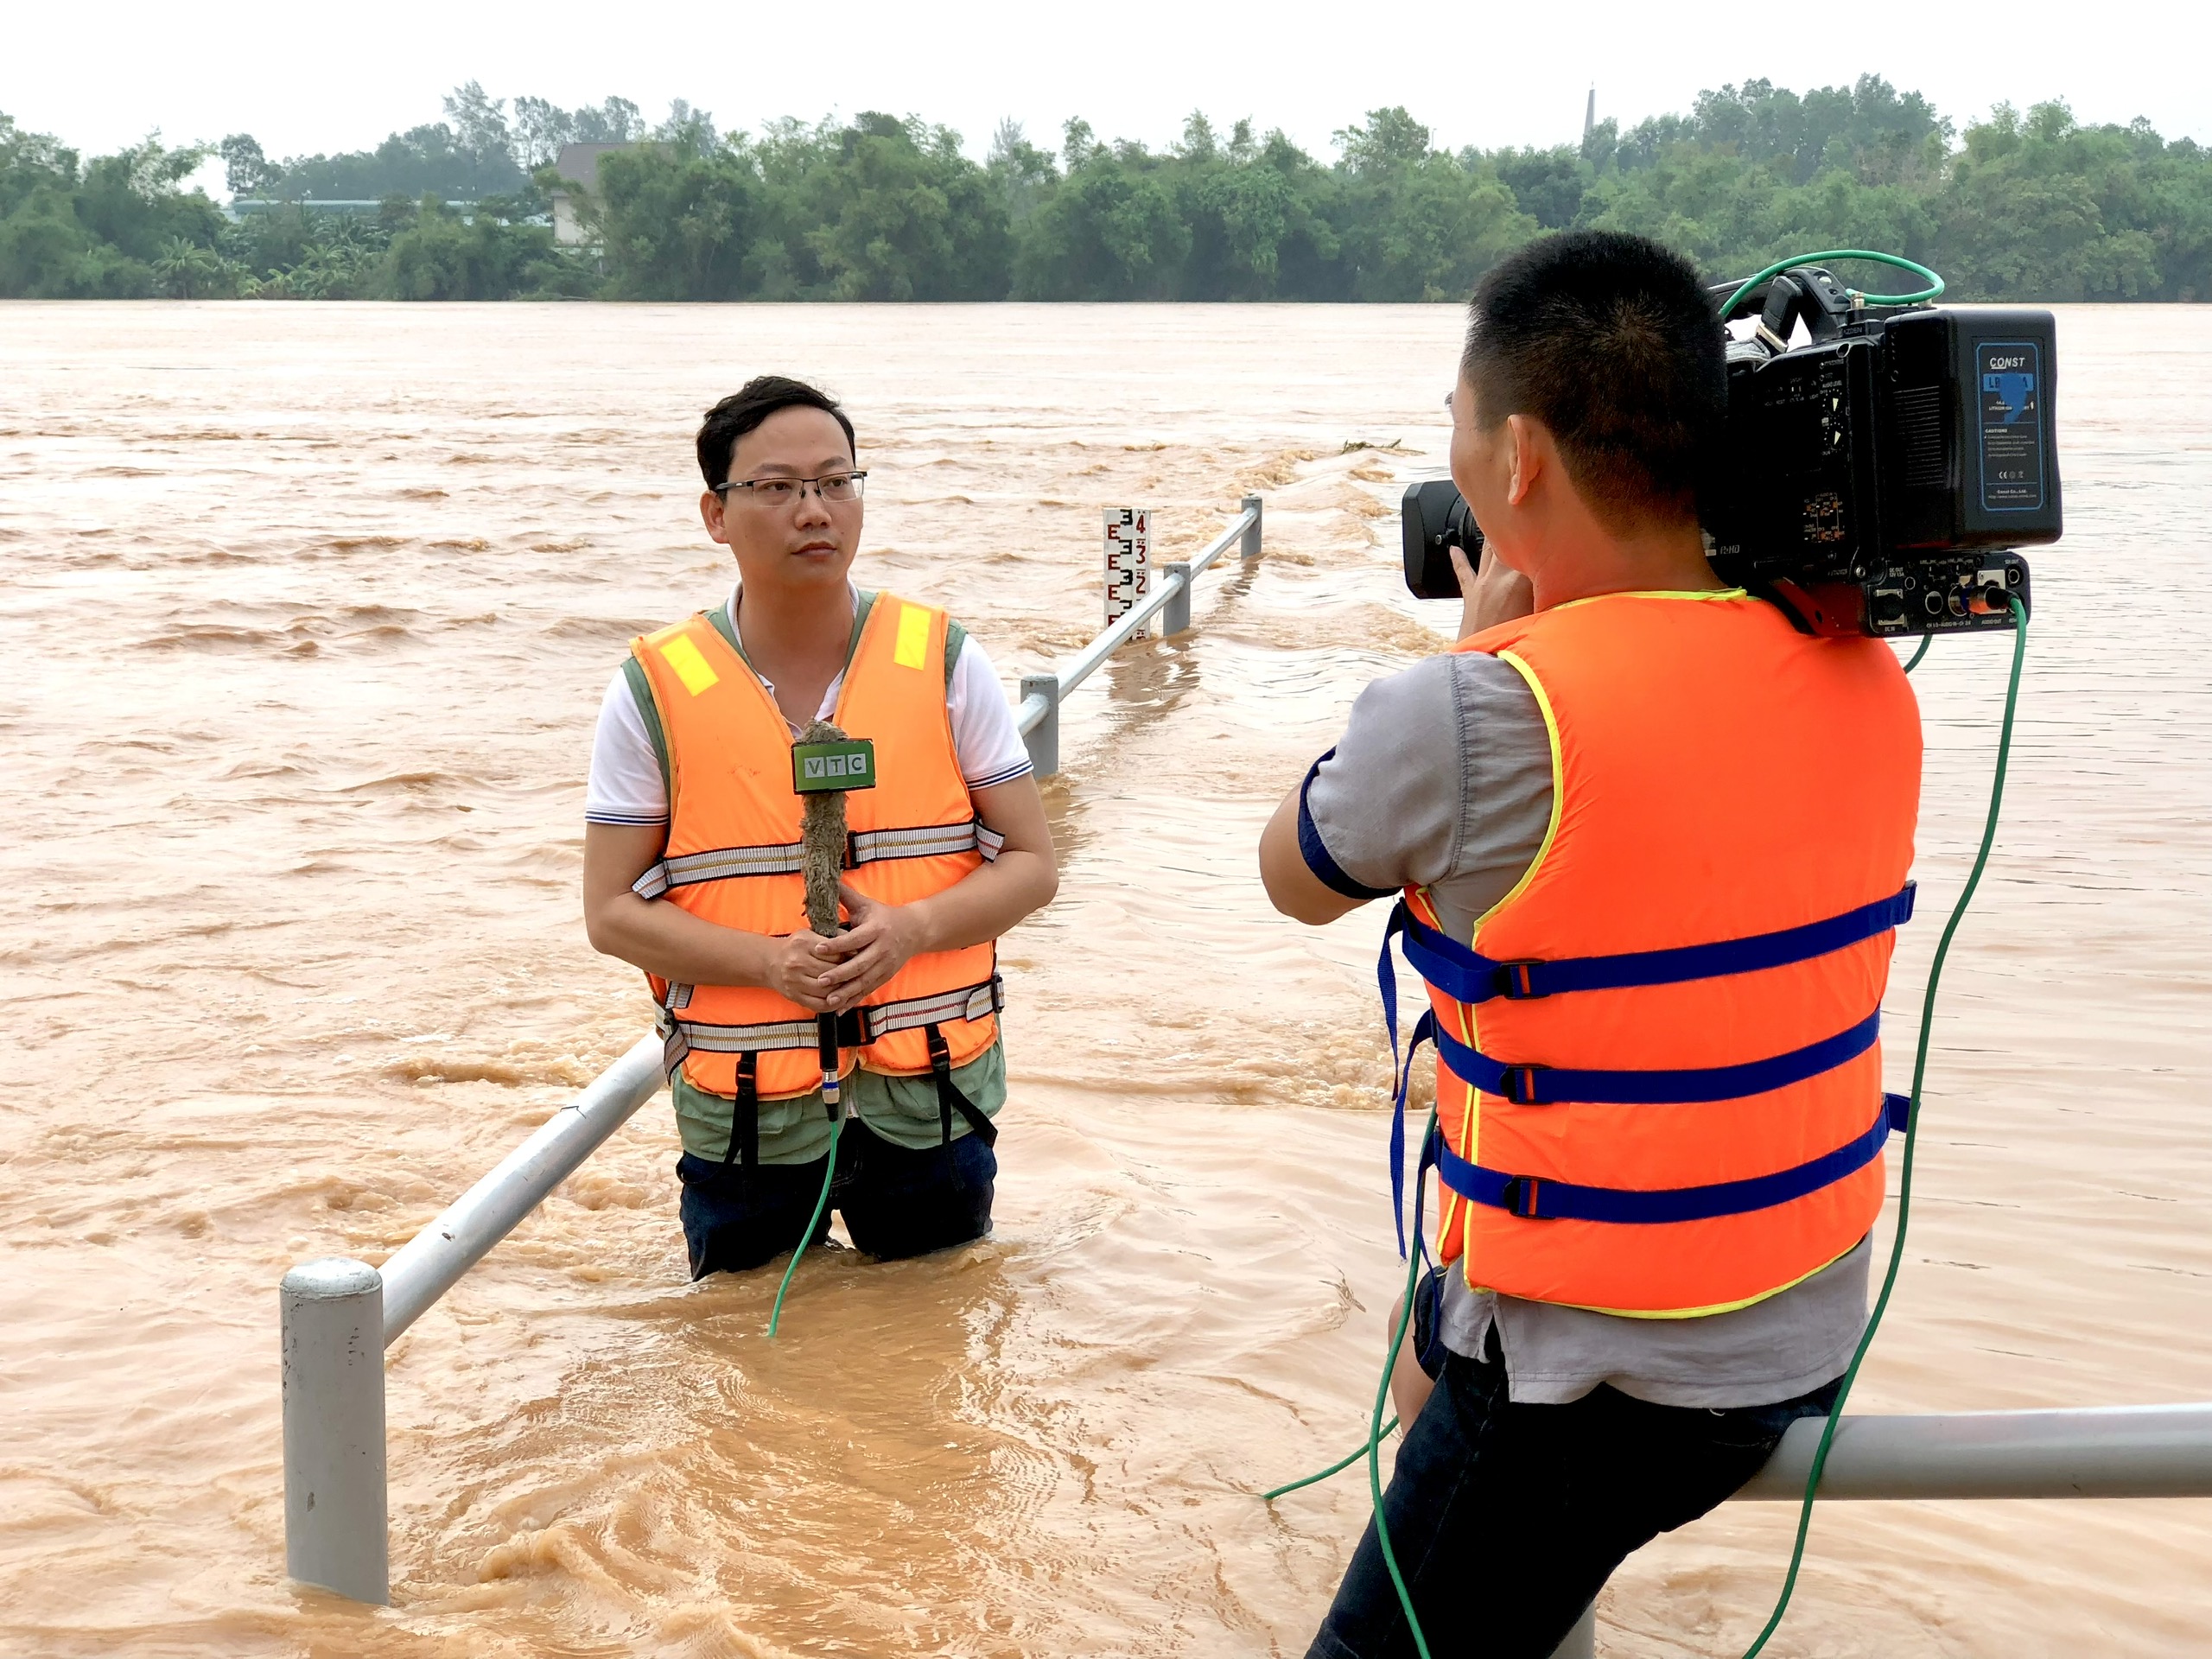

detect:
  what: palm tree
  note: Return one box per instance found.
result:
[153,236,223,299]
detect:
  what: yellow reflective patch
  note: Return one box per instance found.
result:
[658,633,720,696]
[893,601,931,671]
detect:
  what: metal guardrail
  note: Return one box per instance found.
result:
[1538,1402,2212,1658]
[1016,494,1262,777]
[281,1035,664,1603]
[1744,1400,2212,1499]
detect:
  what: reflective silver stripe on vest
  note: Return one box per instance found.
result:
[634,819,1000,900]
[659,976,1005,1077]
[658,1009,819,1077]
[856,976,1005,1041]
[675,1015,824,1054]
[632,841,805,899]
[848,819,993,864]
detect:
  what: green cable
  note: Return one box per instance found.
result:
[1255,1119,1439,1656]
[1737,594,2026,1657]
[1365,1107,1439,1659]
[1262,1415,1401,1502]
[766,1113,844,1338]
[1903,633,1933,674]
[1719,250,1944,322]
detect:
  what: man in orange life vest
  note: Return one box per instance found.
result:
[582,376,1058,1276]
[1259,232,1922,1656]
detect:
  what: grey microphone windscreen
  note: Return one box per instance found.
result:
[798,718,849,938]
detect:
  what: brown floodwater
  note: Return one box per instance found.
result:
[1,301,2208,1657]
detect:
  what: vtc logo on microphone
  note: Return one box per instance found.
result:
[792,739,879,792]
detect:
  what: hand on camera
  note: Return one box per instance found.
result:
[1452,543,1535,640]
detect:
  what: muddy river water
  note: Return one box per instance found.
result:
[2,302,2209,1656]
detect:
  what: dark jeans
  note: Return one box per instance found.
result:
[1307,1336,1841,1659]
[676,1117,996,1278]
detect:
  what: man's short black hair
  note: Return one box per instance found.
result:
[1460,230,1724,531]
[696,375,856,490]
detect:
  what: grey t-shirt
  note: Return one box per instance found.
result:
[1304,652,1868,1408]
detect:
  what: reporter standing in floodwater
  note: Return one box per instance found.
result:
[582,377,1057,1275]
[1260,232,1922,1656]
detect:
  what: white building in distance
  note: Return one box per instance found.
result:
[549,143,632,246]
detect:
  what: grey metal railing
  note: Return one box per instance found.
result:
[1742,1400,2212,1500]
[281,1034,664,1604]
[1017,493,1262,777]
[1538,1401,2212,1658]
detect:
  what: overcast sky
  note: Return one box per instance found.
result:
[7,0,2202,189]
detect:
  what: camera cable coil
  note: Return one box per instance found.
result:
[1716,250,1945,321]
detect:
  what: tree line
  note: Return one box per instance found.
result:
[3,78,2208,303]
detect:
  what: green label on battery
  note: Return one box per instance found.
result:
[791,737,877,792]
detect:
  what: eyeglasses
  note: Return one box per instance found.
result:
[716,471,868,506]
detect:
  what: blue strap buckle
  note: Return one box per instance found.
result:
[1497,1174,1550,1219]
[1498,961,1546,1001]
[1499,1063,1550,1105]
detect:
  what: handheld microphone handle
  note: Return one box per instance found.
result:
[799,719,854,1110]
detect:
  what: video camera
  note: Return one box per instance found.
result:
[1402,264,2062,639]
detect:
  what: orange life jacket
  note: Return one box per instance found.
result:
[628,594,1004,1141]
[1381,590,1922,1316]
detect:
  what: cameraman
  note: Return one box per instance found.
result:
[1259,231,1921,1657]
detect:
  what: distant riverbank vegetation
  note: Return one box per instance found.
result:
[4,78,2208,302]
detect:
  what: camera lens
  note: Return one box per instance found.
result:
[1401,480,1480,601]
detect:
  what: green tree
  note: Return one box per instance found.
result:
[1171,119,1338,300]
[987,119,1058,229]
[1487,146,1591,231]
[152,234,230,297]
[0,118,223,296]
[1936,102,2164,299]
[12,84,2212,305]
[592,136,763,300]
[1331,109,1535,301]
[374,197,588,300]
[1014,138,1190,299]
[802,114,1010,301]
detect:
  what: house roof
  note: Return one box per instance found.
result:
[550,143,631,195]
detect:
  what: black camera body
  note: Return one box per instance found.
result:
[1401,268,2062,639]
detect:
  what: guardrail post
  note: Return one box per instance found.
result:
[282,1257,388,1605]
[1161,562,1192,637]
[1020,673,1060,779]
[1240,493,1262,562]
[1548,1602,1596,1659]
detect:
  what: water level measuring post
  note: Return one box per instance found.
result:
[1103,507,1152,641]
[1019,498,1262,778]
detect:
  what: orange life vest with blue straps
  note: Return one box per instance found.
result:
[628,593,1004,1138]
[1382,590,1922,1316]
